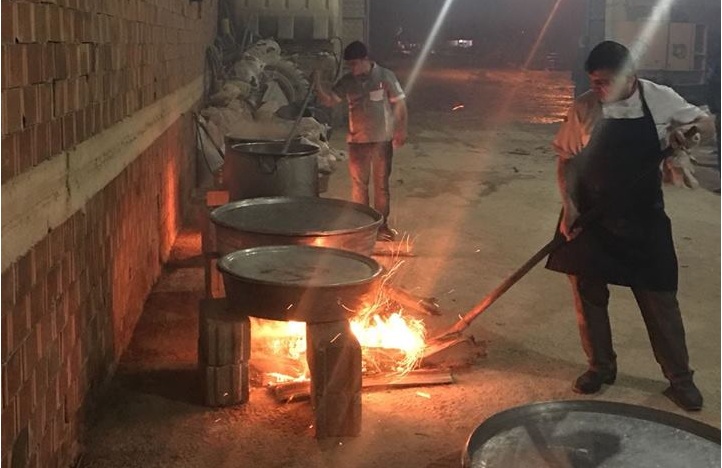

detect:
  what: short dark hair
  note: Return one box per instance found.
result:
[343,41,368,60]
[585,41,634,73]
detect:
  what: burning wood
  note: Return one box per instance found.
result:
[270,369,455,403]
[382,284,443,317]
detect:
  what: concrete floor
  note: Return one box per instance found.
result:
[81,67,720,467]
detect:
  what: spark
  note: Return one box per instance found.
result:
[416,391,431,399]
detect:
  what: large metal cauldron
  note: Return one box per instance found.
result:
[224,141,318,201]
[463,400,720,468]
[218,245,382,322]
[210,197,383,256]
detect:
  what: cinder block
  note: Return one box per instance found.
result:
[306,321,362,438]
[202,362,250,407]
[198,298,250,366]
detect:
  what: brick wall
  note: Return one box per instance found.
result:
[1,1,217,467]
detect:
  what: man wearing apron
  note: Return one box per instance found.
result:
[546,41,713,411]
[315,41,408,241]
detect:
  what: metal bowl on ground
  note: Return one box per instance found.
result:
[463,400,720,468]
[218,245,382,323]
[210,197,383,256]
[224,141,319,201]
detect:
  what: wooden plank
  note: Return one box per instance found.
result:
[270,369,454,403]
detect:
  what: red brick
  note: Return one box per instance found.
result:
[61,113,76,149]
[14,3,36,44]
[26,44,45,85]
[11,295,30,355]
[52,44,67,81]
[65,44,80,79]
[52,80,66,119]
[17,127,37,174]
[18,375,36,429]
[16,253,35,300]
[2,264,17,311]
[1,312,11,364]
[22,86,39,128]
[1,398,17,453]
[41,45,55,84]
[1,3,14,44]
[49,118,63,157]
[61,8,75,44]
[36,83,53,124]
[74,109,87,143]
[29,281,46,327]
[2,88,24,135]
[5,347,24,400]
[66,78,78,112]
[46,5,62,43]
[1,133,19,184]
[33,4,49,44]
[34,122,51,165]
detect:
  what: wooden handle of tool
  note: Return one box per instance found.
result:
[439,237,565,337]
[281,84,315,154]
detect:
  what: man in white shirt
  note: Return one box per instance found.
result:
[545,41,714,411]
[315,41,408,241]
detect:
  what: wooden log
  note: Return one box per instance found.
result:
[382,284,442,316]
[270,369,454,402]
[372,242,416,257]
[198,298,250,366]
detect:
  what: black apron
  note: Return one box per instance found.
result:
[546,83,678,291]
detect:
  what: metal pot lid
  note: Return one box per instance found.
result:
[211,197,383,236]
[464,400,720,468]
[230,141,319,157]
[217,245,382,288]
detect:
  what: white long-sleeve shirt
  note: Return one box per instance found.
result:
[553,79,707,159]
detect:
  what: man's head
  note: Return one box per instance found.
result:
[344,41,372,76]
[585,41,636,103]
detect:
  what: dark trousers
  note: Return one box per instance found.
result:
[568,275,693,384]
[348,142,393,221]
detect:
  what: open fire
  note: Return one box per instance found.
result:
[250,298,427,385]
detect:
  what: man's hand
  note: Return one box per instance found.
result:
[561,204,582,241]
[392,130,407,149]
[669,129,689,150]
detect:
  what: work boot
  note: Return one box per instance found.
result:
[663,381,703,411]
[377,224,397,242]
[572,367,616,394]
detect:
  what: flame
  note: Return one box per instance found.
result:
[251,297,427,384]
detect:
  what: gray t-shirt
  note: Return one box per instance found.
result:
[333,63,406,143]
